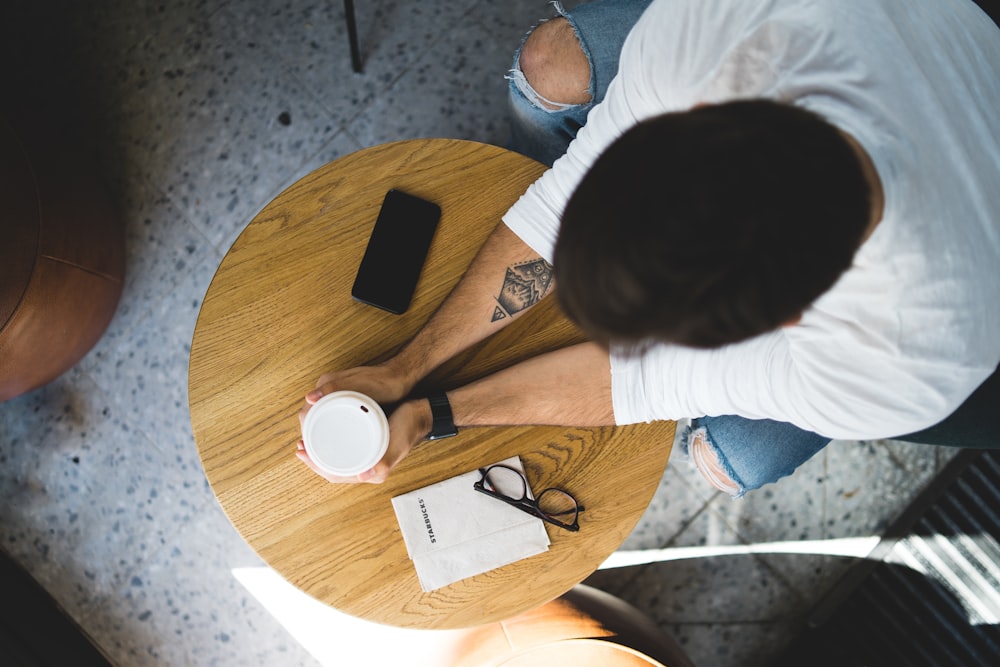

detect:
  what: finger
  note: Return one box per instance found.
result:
[359,467,385,484]
[314,373,335,390]
[306,382,338,404]
[307,373,340,404]
[359,454,395,484]
[295,449,322,475]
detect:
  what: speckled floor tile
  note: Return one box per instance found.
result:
[346,19,517,149]
[670,620,798,667]
[708,438,940,548]
[470,0,586,55]
[672,500,751,551]
[883,438,958,479]
[745,552,864,617]
[710,448,831,546]
[80,244,224,465]
[234,0,479,128]
[609,552,803,626]
[701,438,947,606]
[0,370,213,621]
[92,4,344,251]
[589,503,805,627]
[821,440,934,538]
[619,464,715,552]
[587,448,723,597]
[83,507,318,667]
[75,178,216,359]
[258,130,365,211]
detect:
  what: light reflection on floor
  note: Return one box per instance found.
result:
[232,567,468,667]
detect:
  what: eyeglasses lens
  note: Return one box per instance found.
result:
[483,466,527,500]
[537,488,578,523]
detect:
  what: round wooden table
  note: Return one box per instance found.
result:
[188,139,674,629]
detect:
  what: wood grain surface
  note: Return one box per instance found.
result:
[188,139,674,629]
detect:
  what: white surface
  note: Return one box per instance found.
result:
[391,456,550,591]
[302,391,389,476]
[233,566,468,667]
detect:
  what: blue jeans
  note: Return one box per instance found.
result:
[507,0,833,496]
[507,0,655,166]
[680,418,831,498]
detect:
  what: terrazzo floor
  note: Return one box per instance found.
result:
[1,1,960,665]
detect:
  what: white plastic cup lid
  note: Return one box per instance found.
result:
[302,391,389,477]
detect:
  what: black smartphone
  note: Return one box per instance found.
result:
[351,189,442,314]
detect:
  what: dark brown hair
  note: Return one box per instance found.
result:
[554,100,872,349]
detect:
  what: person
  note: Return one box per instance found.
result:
[295,0,1000,497]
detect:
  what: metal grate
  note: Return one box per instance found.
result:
[775,450,1000,667]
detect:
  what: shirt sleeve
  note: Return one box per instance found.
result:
[610,325,994,441]
[610,333,794,427]
[501,73,649,261]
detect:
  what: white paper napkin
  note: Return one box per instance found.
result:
[391,456,550,592]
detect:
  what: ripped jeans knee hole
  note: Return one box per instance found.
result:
[689,427,743,497]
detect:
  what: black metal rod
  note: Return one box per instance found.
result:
[344,0,363,73]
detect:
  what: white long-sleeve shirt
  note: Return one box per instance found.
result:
[502,0,1000,439]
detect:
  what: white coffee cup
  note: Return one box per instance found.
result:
[302,391,389,477]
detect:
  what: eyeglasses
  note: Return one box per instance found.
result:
[473,464,583,532]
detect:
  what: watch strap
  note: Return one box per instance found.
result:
[426,392,458,440]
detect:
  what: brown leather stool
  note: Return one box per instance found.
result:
[0,111,124,401]
[443,585,696,667]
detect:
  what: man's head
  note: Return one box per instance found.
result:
[554,99,873,349]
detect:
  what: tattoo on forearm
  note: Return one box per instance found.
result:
[492,258,554,322]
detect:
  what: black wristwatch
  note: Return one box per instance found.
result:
[426,392,458,440]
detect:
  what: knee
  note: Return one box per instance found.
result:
[689,428,743,497]
[518,17,592,109]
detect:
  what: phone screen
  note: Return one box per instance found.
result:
[351,189,442,314]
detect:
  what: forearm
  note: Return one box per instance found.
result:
[448,342,615,427]
[385,221,555,390]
